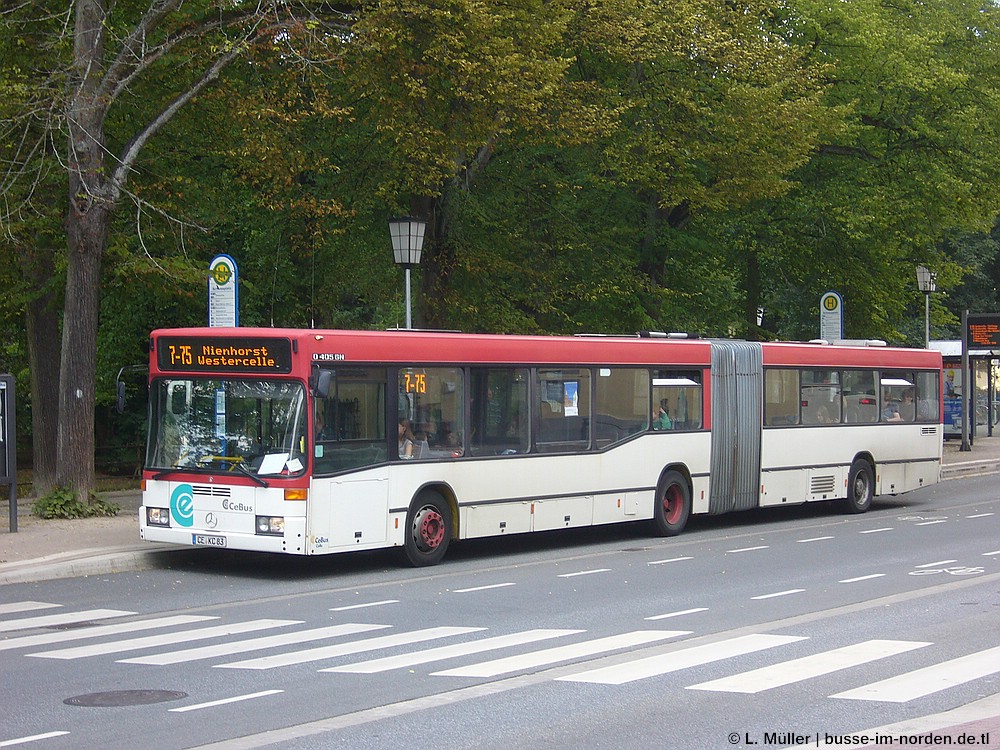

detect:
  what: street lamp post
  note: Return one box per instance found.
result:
[389,217,426,329]
[916,265,936,348]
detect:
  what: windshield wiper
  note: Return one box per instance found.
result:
[232,459,269,487]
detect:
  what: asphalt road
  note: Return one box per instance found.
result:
[1,474,999,750]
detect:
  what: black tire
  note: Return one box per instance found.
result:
[403,491,453,567]
[651,470,691,537]
[843,460,874,514]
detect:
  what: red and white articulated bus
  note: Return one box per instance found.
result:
[139,328,942,566]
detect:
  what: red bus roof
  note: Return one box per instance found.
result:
[149,328,941,376]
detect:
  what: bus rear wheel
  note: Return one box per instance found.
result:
[652,470,690,537]
[403,492,452,567]
[843,459,874,514]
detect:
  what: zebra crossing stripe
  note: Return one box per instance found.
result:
[559,633,806,685]
[0,609,135,633]
[0,731,71,747]
[27,619,301,660]
[687,639,931,694]
[0,601,61,616]
[832,644,1000,703]
[0,615,217,652]
[168,690,285,713]
[433,631,690,679]
[322,629,584,674]
[216,627,485,670]
[120,623,390,666]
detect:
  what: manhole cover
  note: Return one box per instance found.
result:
[64,690,188,707]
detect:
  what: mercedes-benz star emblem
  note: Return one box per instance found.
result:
[205,512,218,529]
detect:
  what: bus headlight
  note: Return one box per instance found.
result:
[256,516,285,536]
[146,507,170,527]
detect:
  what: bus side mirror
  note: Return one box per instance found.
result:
[311,368,332,398]
[115,380,126,414]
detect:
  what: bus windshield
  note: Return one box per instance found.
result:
[147,378,307,478]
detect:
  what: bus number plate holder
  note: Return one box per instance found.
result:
[193,534,227,548]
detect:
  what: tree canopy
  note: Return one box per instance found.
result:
[2,0,1000,489]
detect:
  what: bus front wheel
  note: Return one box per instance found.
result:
[652,471,690,537]
[843,460,874,514]
[403,492,453,567]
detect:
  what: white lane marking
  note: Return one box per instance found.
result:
[28,619,300,659]
[435,631,689,678]
[216,627,483,670]
[0,609,135,633]
[966,513,994,519]
[452,583,516,593]
[645,608,708,621]
[916,520,947,526]
[839,574,886,584]
[329,600,398,611]
[120,623,389,665]
[728,546,769,553]
[0,732,70,747]
[0,602,61,616]
[860,528,893,534]
[833,645,1000,703]
[984,549,1000,556]
[557,569,610,578]
[798,536,834,543]
[0,615,217,653]
[648,556,693,565]
[751,589,805,600]
[560,633,806,685]
[688,640,930,694]
[916,560,957,568]
[323,629,581,674]
[169,690,284,713]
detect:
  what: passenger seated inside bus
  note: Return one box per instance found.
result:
[652,400,672,430]
[398,418,415,458]
[898,387,915,421]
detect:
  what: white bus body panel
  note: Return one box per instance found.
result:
[140,480,308,554]
[759,424,942,507]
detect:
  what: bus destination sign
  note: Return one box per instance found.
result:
[157,337,293,374]
[966,314,1000,349]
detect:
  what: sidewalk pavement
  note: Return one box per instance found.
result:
[2,437,1000,586]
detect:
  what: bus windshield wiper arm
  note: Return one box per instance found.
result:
[233,460,269,487]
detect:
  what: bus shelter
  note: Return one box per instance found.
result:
[931,340,999,442]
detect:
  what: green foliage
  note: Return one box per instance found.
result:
[4,0,1000,483]
[31,488,121,519]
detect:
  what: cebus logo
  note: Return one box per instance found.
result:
[170,484,195,528]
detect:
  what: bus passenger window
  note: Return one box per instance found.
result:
[801,370,841,425]
[536,369,591,452]
[843,370,878,423]
[470,368,529,457]
[651,370,702,431]
[764,369,799,425]
[596,368,649,445]
[915,371,940,422]
[399,367,465,459]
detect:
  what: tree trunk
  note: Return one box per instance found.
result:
[744,246,762,342]
[56,0,108,497]
[56,204,107,496]
[411,193,447,329]
[25,291,60,496]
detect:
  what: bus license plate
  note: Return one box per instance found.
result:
[193,534,227,548]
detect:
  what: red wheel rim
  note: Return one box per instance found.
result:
[414,507,445,550]
[663,485,683,525]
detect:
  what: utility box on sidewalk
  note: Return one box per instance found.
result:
[1,374,16,532]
